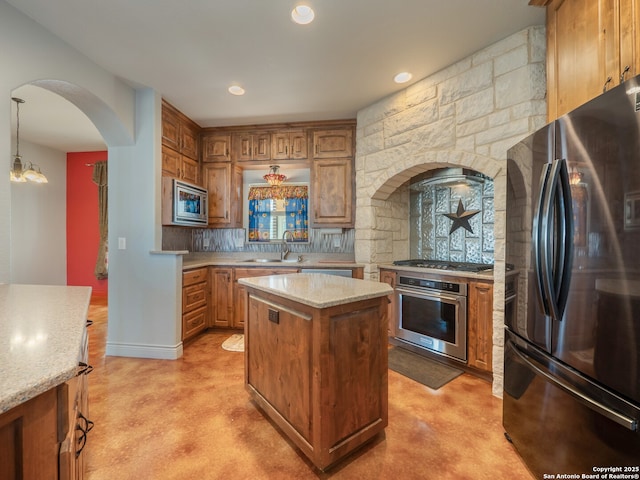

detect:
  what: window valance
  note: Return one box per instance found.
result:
[248,185,308,200]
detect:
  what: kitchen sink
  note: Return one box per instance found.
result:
[243,257,302,263]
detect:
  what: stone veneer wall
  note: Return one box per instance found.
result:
[355,26,547,396]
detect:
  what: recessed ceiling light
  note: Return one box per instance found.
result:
[394,72,413,84]
[228,85,245,96]
[291,5,315,25]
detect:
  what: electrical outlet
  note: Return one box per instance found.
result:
[203,238,210,249]
[332,236,341,248]
[118,237,126,250]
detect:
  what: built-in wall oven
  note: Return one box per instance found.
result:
[395,273,468,363]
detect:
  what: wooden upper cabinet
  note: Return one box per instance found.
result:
[180,122,199,160]
[232,132,271,161]
[162,147,181,178]
[311,158,354,227]
[547,0,640,120]
[162,100,200,158]
[161,105,181,151]
[619,0,640,83]
[202,134,231,162]
[181,156,200,185]
[162,146,199,184]
[312,129,353,158]
[271,130,307,160]
[202,163,232,225]
[202,163,242,227]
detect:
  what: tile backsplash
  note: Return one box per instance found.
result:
[162,226,355,255]
[409,178,494,264]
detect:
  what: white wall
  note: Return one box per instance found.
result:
[1,0,184,359]
[10,140,66,284]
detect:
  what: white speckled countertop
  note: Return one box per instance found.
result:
[182,252,362,270]
[238,273,393,309]
[0,284,92,414]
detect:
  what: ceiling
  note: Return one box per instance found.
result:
[8,0,545,153]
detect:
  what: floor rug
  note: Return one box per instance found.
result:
[388,347,463,390]
[221,334,244,352]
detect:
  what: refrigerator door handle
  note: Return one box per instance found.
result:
[534,162,553,317]
[554,158,574,320]
[539,158,574,322]
[511,342,638,432]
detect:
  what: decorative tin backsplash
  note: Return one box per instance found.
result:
[409,177,494,264]
[162,226,355,254]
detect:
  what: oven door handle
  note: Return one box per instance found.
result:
[396,287,463,303]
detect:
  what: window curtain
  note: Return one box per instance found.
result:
[248,197,272,242]
[92,161,108,279]
[247,185,308,242]
[285,196,308,242]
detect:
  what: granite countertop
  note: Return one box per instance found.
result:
[0,284,92,414]
[182,252,362,270]
[239,273,393,309]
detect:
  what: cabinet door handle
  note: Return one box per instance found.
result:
[620,65,630,83]
[603,76,612,93]
[75,412,94,458]
[79,412,94,433]
[77,361,93,376]
[86,319,94,327]
[315,144,318,154]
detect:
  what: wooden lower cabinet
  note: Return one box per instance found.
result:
[0,388,59,480]
[182,267,208,341]
[1,329,91,480]
[233,268,296,329]
[244,288,388,471]
[182,265,365,335]
[467,280,494,372]
[209,268,233,327]
[379,269,397,337]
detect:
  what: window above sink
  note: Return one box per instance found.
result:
[242,168,310,244]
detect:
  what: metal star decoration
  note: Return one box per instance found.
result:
[443,199,480,234]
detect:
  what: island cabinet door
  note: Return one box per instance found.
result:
[246,296,313,441]
[320,300,388,449]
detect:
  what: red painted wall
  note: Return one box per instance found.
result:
[67,151,108,296]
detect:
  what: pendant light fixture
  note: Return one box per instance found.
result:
[263,165,286,186]
[10,97,48,184]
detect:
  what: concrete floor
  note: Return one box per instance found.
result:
[84,295,533,480]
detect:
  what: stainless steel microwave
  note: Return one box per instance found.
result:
[161,177,208,226]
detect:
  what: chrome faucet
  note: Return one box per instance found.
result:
[281,230,293,260]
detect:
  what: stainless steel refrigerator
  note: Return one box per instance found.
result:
[504,75,640,477]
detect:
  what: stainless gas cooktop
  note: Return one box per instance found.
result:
[392,259,494,272]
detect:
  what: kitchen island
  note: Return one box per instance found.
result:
[239,273,393,471]
[0,284,92,480]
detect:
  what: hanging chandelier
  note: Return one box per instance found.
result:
[10,97,48,184]
[263,165,286,187]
